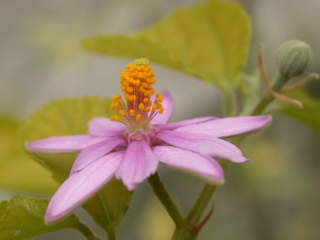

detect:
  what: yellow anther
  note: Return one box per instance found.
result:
[129,109,135,117]
[126,64,134,69]
[138,103,145,111]
[148,72,155,77]
[137,72,145,79]
[147,78,156,84]
[142,82,149,88]
[112,95,121,102]
[110,103,119,110]
[139,86,146,93]
[156,93,163,101]
[111,59,164,122]
[126,87,134,93]
[135,114,142,121]
[110,115,120,121]
[119,110,126,116]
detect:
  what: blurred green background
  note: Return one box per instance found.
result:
[0,0,319,239]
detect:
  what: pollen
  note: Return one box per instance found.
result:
[110,58,164,123]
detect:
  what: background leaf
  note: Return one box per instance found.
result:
[0,116,57,194]
[20,97,132,234]
[281,89,320,130]
[82,0,251,93]
[0,195,87,240]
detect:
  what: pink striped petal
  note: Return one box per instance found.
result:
[116,140,159,190]
[71,136,125,173]
[158,117,215,130]
[175,116,272,138]
[157,130,247,163]
[88,117,126,137]
[45,151,123,224]
[151,91,174,125]
[25,135,105,153]
[153,146,225,185]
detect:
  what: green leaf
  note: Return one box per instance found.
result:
[82,0,251,92]
[20,97,132,235]
[281,89,320,130]
[0,116,57,193]
[0,195,89,240]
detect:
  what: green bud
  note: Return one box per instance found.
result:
[277,40,312,79]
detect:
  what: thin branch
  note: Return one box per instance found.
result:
[148,173,185,227]
[280,73,319,93]
[258,46,270,89]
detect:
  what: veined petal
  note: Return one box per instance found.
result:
[157,130,247,163]
[45,151,123,224]
[71,136,125,173]
[175,116,272,138]
[88,117,126,137]
[25,135,105,153]
[116,140,159,190]
[158,117,215,130]
[151,91,174,124]
[153,146,224,185]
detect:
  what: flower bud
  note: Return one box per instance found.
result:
[277,40,312,79]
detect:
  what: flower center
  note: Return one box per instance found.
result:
[110,58,164,131]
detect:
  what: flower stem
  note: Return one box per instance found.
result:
[148,173,185,227]
[251,75,286,115]
[77,222,101,240]
[185,75,289,234]
[186,185,217,225]
[97,192,116,240]
[171,227,197,240]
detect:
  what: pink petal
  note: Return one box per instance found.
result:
[115,140,159,190]
[25,135,105,153]
[158,117,215,130]
[151,91,174,125]
[157,130,247,163]
[175,116,272,138]
[88,117,126,137]
[45,151,123,224]
[71,136,125,173]
[153,146,225,185]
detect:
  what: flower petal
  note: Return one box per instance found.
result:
[88,117,126,137]
[116,140,159,190]
[175,116,272,138]
[157,130,247,163]
[71,136,125,173]
[153,146,225,185]
[25,135,105,153]
[45,151,123,224]
[151,91,174,124]
[158,117,215,130]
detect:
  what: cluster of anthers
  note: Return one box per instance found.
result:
[110,58,164,128]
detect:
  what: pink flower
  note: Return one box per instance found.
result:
[26,59,271,224]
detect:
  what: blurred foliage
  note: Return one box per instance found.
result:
[0,195,84,240]
[281,89,320,130]
[138,195,174,240]
[32,22,84,66]
[20,97,132,235]
[0,116,57,194]
[83,0,251,94]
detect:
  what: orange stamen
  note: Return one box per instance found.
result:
[110,58,164,123]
